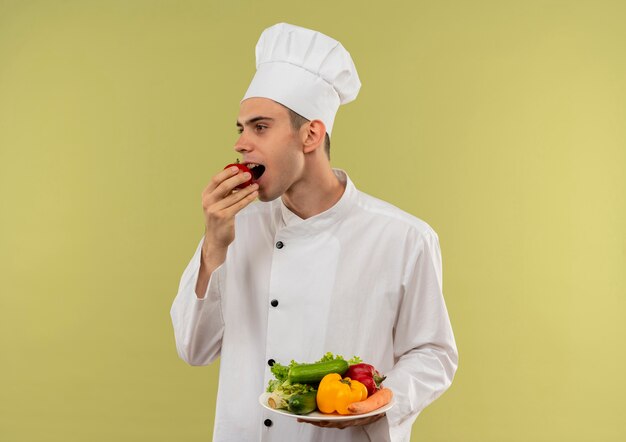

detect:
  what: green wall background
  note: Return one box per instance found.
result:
[1,1,625,441]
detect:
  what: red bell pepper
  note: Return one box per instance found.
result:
[344,363,386,396]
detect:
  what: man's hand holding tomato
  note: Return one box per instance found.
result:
[195,165,258,298]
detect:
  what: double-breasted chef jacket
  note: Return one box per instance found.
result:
[171,169,458,442]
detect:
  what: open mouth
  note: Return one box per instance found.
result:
[245,163,266,181]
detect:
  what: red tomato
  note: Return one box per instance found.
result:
[224,160,253,189]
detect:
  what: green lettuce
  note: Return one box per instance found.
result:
[316,352,362,365]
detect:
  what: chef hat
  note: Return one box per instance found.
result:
[242,23,361,137]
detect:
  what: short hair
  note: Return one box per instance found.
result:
[286,108,331,160]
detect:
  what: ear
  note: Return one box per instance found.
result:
[301,119,326,154]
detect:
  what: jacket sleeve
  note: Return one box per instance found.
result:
[170,237,225,366]
[384,229,458,441]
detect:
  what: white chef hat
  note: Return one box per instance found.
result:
[242,23,361,137]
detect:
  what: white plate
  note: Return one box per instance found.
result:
[259,392,394,422]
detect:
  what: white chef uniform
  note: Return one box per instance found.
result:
[170,169,458,442]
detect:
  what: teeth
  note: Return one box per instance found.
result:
[247,163,266,180]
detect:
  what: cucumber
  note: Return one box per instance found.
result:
[287,359,349,384]
[287,391,318,415]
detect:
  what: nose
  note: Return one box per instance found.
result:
[234,133,252,154]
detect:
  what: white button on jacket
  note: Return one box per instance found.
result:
[171,169,458,442]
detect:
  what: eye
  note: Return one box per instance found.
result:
[236,128,243,134]
[255,124,267,132]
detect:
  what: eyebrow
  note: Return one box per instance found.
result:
[236,116,275,128]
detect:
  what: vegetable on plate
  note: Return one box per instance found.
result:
[287,359,349,384]
[316,373,368,415]
[346,387,393,415]
[344,363,387,396]
[285,391,318,415]
[264,353,391,417]
[267,376,317,414]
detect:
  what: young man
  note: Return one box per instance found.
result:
[171,23,458,442]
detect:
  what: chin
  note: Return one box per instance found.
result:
[258,194,280,203]
[256,179,290,202]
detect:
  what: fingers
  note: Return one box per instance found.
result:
[221,186,259,218]
[212,182,259,212]
[206,166,240,193]
[202,165,258,218]
[297,413,385,429]
[203,184,258,232]
[204,169,251,199]
[221,172,253,197]
[200,166,258,250]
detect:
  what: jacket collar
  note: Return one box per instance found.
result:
[273,168,357,236]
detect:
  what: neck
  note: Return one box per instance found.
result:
[281,166,346,220]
